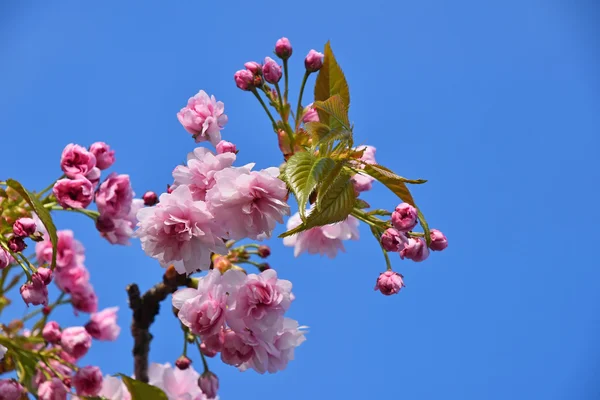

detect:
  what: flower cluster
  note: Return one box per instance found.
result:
[173,269,306,375]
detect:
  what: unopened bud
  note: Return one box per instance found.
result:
[175,356,192,370]
[12,217,37,237]
[275,37,293,59]
[257,245,271,258]
[234,69,254,91]
[305,49,324,73]
[95,215,115,233]
[198,372,219,399]
[259,263,271,272]
[8,237,25,253]
[143,191,158,206]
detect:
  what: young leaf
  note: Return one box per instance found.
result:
[417,209,432,246]
[6,179,58,269]
[280,172,356,238]
[355,199,370,209]
[118,375,168,400]
[313,95,350,132]
[314,41,350,108]
[304,122,332,143]
[315,161,345,206]
[362,165,423,207]
[362,164,427,184]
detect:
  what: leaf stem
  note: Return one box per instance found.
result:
[50,206,99,220]
[195,337,210,373]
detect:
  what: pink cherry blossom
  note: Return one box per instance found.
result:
[70,282,98,313]
[234,69,254,91]
[98,376,131,400]
[283,212,359,258]
[60,326,92,359]
[200,329,225,357]
[215,140,236,154]
[374,271,405,295]
[207,166,290,240]
[147,362,205,400]
[0,248,10,269]
[36,229,85,269]
[60,143,97,179]
[263,57,282,84]
[220,329,253,367]
[54,263,89,293]
[177,90,228,145]
[73,366,103,396]
[13,217,37,237]
[244,61,262,75]
[38,377,68,400]
[429,229,448,251]
[199,372,219,399]
[355,145,377,165]
[53,177,94,209]
[400,237,430,262]
[42,321,62,343]
[89,142,115,170]
[32,267,53,286]
[0,379,24,400]
[85,307,120,341]
[351,172,375,193]
[380,228,407,252]
[171,147,236,201]
[95,173,134,219]
[136,185,227,275]
[391,202,418,232]
[20,281,48,306]
[100,198,144,245]
[304,49,324,72]
[275,37,292,59]
[302,103,319,123]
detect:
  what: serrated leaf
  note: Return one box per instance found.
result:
[6,179,57,269]
[304,122,332,143]
[316,161,345,206]
[355,199,370,209]
[314,41,350,110]
[119,375,168,400]
[362,164,427,184]
[362,165,422,207]
[313,95,350,132]
[417,209,432,246]
[315,129,353,149]
[280,172,356,238]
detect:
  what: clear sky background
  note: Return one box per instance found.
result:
[1,1,599,399]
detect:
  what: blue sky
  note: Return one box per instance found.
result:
[1,1,599,399]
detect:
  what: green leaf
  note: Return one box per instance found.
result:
[283,152,336,219]
[315,161,345,207]
[119,375,168,400]
[315,129,353,149]
[313,95,351,132]
[314,41,350,110]
[355,199,370,209]
[417,209,432,246]
[280,172,356,238]
[362,164,426,207]
[304,122,332,143]
[6,179,58,269]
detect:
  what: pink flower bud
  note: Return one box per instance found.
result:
[73,366,103,396]
[198,372,219,399]
[89,142,115,170]
[42,321,62,343]
[95,214,115,233]
[259,263,271,272]
[38,378,68,400]
[95,173,133,219]
[53,177,94,209]
[60,326,92,359]
[244,61,262,75]
[8,237,26,253]
[200,330,224,358]
[391,203,418,232]
[429,229,448,251]
[42,306,51,315]
[20,282,48,306]
[302,103,319,123]
[142,191,159,206]
[33,267,53,286]
[215,140,237,154]
[60,144,97,179]
[275,37,292,59]
[234,69,254,91]
[305,49,324,72]
[258,245,271,258]
[263,57,282,84]
[374,271,405,296]
[84,307,120,341]
[0,248,10,269]
[175,355,192,370]
[13,217,37,237]
[0,379,24,400]
[400,238,430,262]
[381,228,407,252]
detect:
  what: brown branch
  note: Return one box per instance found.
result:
[126,266,191,382]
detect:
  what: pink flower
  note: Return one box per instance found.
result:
[172,147,236,201]
[283,212,359,258]
[0,379,24,400]
[36,229,85,269]
[70,282,98,313]
[98,376,131,400]
[355,145,377,165]
[85,307,120,341]
[227,269,294,338]
[207,166,290,240]
[13,217,37,237]
[305,49,324,72]
[275,37,292,59]
[73,366,103,396]
[234,69,254,91]
[54,263,89,293]
[60,326,92,359]
[374,271,405,295]
[240,318,306,374]
[175,355,192,370]
[429,229,448,251]
[136,185,227,275]
[86,166,102,188]
[351,172,375,193]
[380,228,407,252]
[302,104,319,123]
[42,321,62,343]
[244,61,262,75]
[95,173,134,219]
[38,377,68,400]
[8,237,25,253]
[100,199,144,245]
[221,329,253,367]
[173,270,243,337]
[53,177,94,209]
[89,142,115,170]
[143,191,159,206]
[200,329,225,357]
[391,203,418,232]
[33,267,53,286]
[215,140,237,154]
[177,90,228,145]
[148,362,204,400]
[20,281,48,306]
[263,57,282,84]
[60,144,97,179]
[400,238,430,262]
[0,248,10,269]
[198,372,219,399]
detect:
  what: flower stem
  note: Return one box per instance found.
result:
[295,71,310,130]
[182,328,188,356]
[283,58,289,103]
[195,337,210,373]
[51,206,99,220]
[37,175,64,199]
[251,89,277,131]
